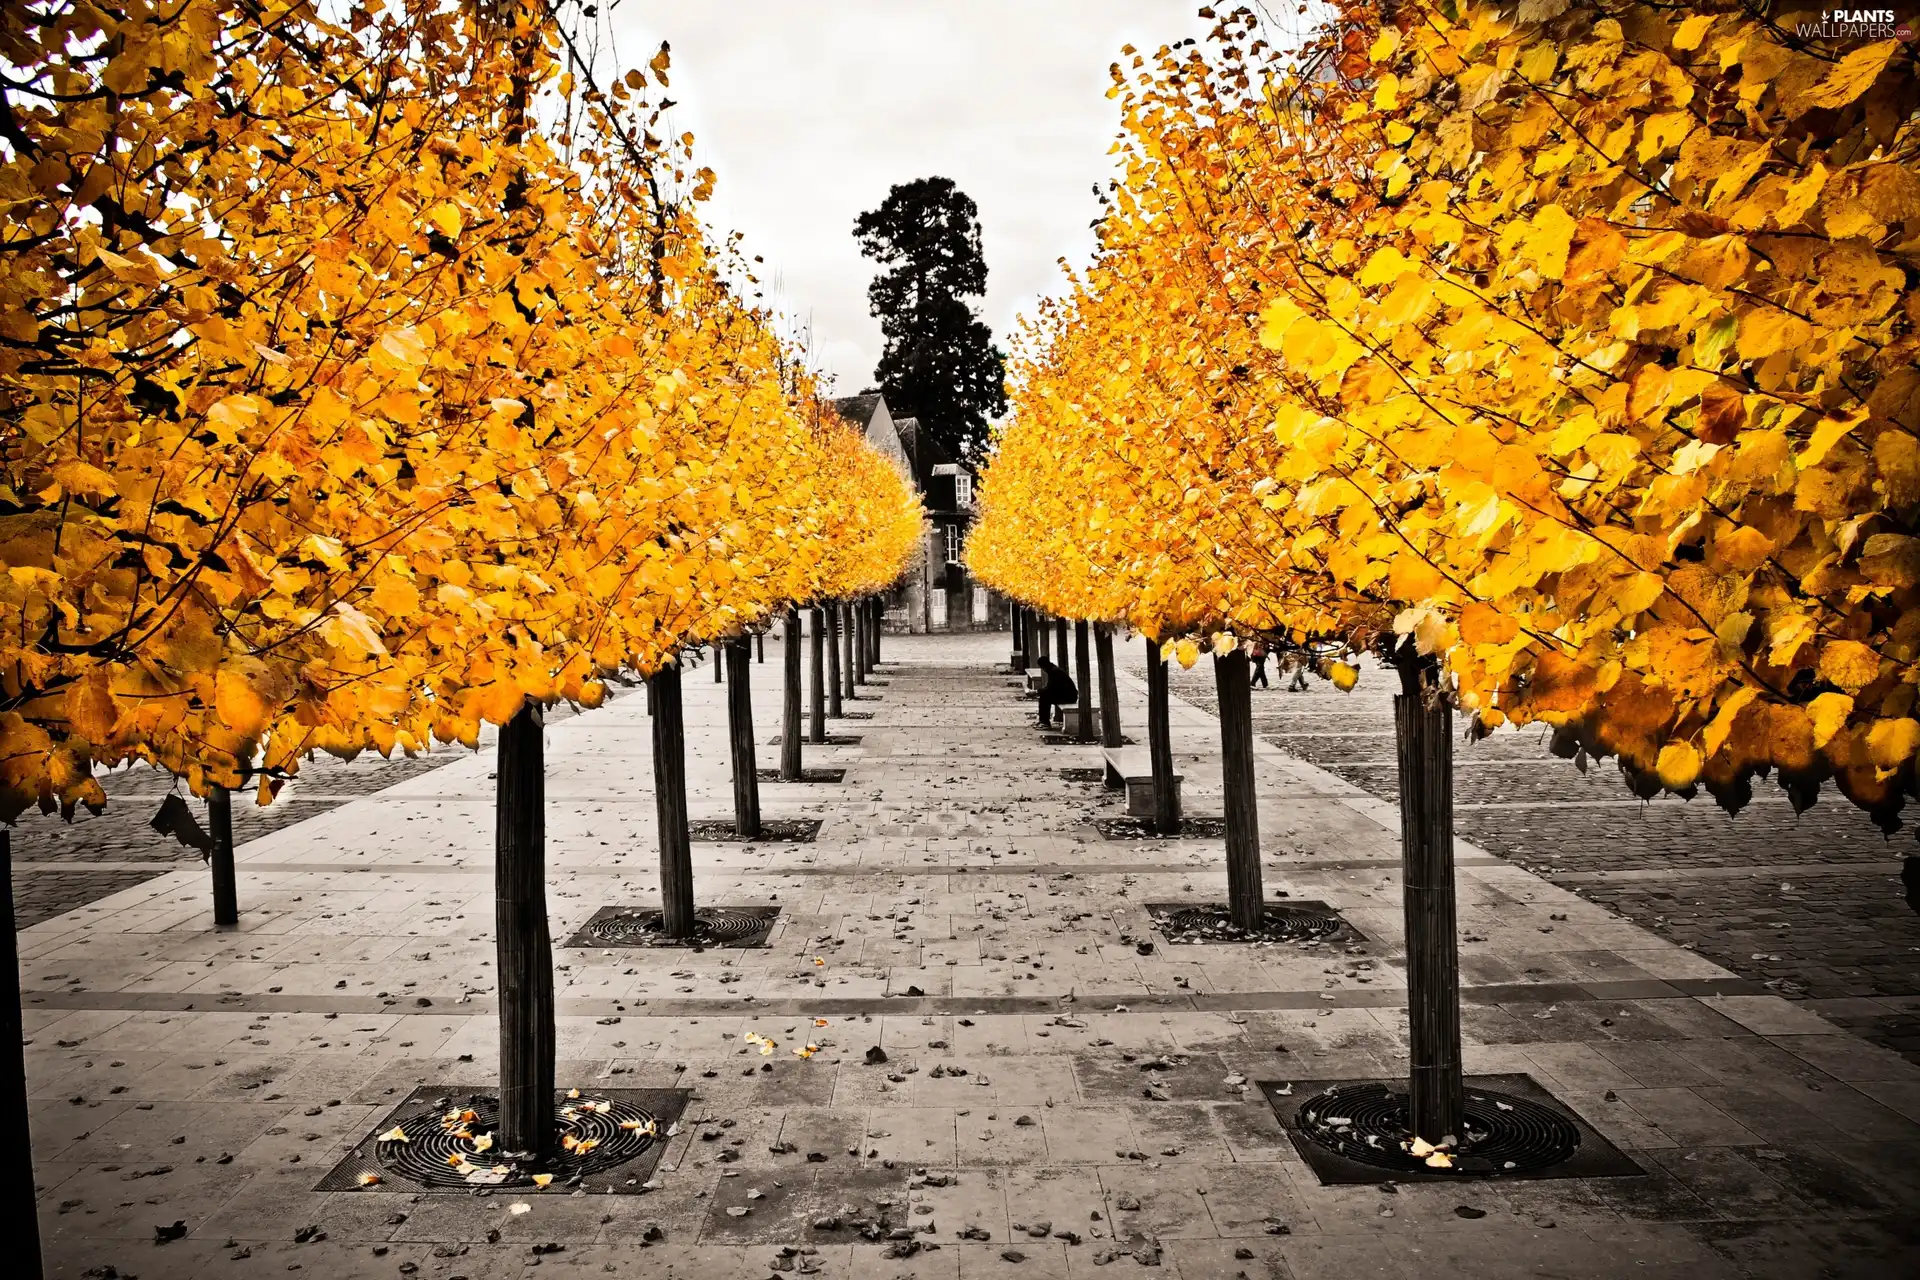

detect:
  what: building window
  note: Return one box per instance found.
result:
[945,524,961,564]
[954,473,973,506]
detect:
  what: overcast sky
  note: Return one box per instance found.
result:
[603,1,1219,395]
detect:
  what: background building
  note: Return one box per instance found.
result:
[831,393,1009,633]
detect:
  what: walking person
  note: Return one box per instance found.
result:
[1248,639,1270,689]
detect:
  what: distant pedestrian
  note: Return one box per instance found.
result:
[1035,657,1078,728]
[1288,661,1309,692]
[1249,640,1270,689]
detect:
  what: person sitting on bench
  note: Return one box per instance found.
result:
[1035,657,1078,728]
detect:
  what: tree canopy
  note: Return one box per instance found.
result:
[855,176,1007,463]
[0,0,924,820]
[970,0,1920,829]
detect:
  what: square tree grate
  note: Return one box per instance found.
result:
[1259,1072,1641,1186]
[689,818,821,843]
[1145,899,1364,945]
[842,711,875,720]
[564,904,781,949]
[756,768,847,784]
[1060,767,1107,783]
[768,734,863,747]
[1093,815,1226,841]
[1045,733,1135,746]
[318,1085,690,1195]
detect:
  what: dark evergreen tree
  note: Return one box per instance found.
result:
[854,177,1007,462]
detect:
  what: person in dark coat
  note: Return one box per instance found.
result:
[1035,657,1078,728]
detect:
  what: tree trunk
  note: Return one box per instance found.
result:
[852,601,866,685]
[1215,649,1264,929]
[841,602,856,700]
[714,643,724,682]
[1095,625,1124,749]
[208,787,237,926]
[1074,620,1095,744]
[782,609,803,779]
[1038,614,1051,665]
[1146,636,1180,835]
[726,639,760,839]
[1055,618,1069,673]
[809,606,826,743]
[0,832,44,1280]
[757,629,765,664]
[1394,651,1464,1145]
[1011,604,1027,671]
[650,664,696,938]
[495,702,555,1160]
[870,599,882,665]
[825,602,843,717]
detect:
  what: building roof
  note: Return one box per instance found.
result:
[831,393,883,430]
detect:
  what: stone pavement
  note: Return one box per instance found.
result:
[19,631,1920,1278]
[6,691,619,928]
[1144,658,1920,1066]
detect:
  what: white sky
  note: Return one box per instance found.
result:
[604,1,1220,395]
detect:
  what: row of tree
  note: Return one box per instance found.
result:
[969,0,1918,1151]
[0,0,922,1262]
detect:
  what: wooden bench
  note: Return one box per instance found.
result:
[1103,746,1181,819]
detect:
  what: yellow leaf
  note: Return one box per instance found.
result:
[1704,688,1758,759]
[1459,602,1519,646]
[1519,205,1577,279]
[426,201,463,237]
[1787,40,1898,117]
[1865,718,1920,768]
[1672,13,1717,50]
[1656,741,1702,789]
[214,669,272,740]
[1798,411,1866,470]
[1329,661,1358,692]
[1388,555,1445,602]
[1737,308,1815,361]
[1816,640,1880,693]
[63,671,118,743]
[51,460,117,500]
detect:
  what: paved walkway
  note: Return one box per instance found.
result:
[1145,659,1920,1065]
[20,632,1920,1278]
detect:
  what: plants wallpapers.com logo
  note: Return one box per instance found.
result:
[1794,8,1915,39]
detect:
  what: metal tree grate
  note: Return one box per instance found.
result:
[1059,768,1106,783]
[563,904,780,949]
[688,818,821,843]
[1145,899,1361,945]
[756,768,847,784]
[1092,815,1227,841]
[318,1086,688,1194]
[768,734,862,746]
[1262,1073,1642,1185]
[1045,733,1135,746]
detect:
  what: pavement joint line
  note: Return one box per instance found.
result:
[1457,796,1797,811]
[61,855,1502,876]
[17,976,1765,1018]
[1547,861,1905,883]
[8,860,199,872]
